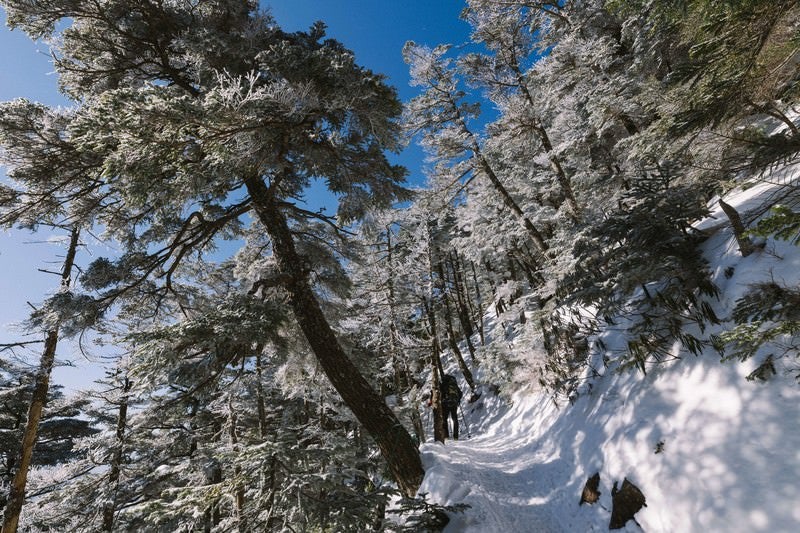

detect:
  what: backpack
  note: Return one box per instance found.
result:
[441,374,462,405]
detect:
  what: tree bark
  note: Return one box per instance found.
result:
[429,363,446,443]
[2,227,80,533]
[244,176,424,497]
[470,261,486,346]
[448,253,479,364]
[436,262,476,391]
[102,374,131,532]
[421,297,447,443]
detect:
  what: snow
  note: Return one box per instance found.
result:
[414,179,800,532]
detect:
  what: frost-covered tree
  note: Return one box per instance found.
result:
[17,365,133,532]
[27,269,403,531]
[344,210,431,440]
[611,0,800,134]
[403,42,550,253]
[129,303,390,531]
[0,227,85,533]
[461,0,580,218]
[0,97,109,532]
[0,360,97,491]
[1,0,423,495]
[398,0,753,396]
[606,0,800,181]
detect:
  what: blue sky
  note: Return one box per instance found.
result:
[0,1,473,390]
[266,0,473,189]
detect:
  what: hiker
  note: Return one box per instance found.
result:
[440,374,463,440]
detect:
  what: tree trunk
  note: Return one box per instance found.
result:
[264,454,279,529]
[102,374,131,532]
[448,252,474,339]
[533,122,580,219]
[228,394,246,531]
[470,262,486,347]
[255,350,268,440]
[448,253,480,364]
[421,297,447,443]
[2,227,80,533]
[436,262,476,391]
[509,54,580,219]
[471,142,550,253]
[429,364,446,443]
[445,94,550,253]
[244,176,424,497]
[410,401,425,445]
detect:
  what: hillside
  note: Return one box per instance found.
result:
[418,177,800,532]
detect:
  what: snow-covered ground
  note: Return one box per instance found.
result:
[417,172,800,532]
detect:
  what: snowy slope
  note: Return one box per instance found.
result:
[416,174,800,532]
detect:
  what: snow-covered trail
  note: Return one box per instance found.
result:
[420,429,558,531]
[417,394,622,533]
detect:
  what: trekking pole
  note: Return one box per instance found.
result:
[459,404,471,438]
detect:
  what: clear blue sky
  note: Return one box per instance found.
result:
[0,1,473,391]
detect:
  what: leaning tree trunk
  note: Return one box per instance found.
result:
[507,52,580,220]
[469,137,549,253]
[244,176,424,497]
[2,227,80,533]
[444,93,550,253]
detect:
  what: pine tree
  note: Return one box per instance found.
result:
[1,227,82,533]
[403,42,550,253]
[461,0,580,218]
[0,361,97,491]
[2,0,424,496]
[0,96,109,533]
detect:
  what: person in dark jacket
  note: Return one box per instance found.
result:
[440,374,462,439]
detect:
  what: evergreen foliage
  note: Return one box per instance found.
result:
[0,362,97,486]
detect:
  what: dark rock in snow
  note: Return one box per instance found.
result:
[580,472,601,505]
[609,478,646,529]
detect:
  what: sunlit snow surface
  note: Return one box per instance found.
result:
[417,169,800,532]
